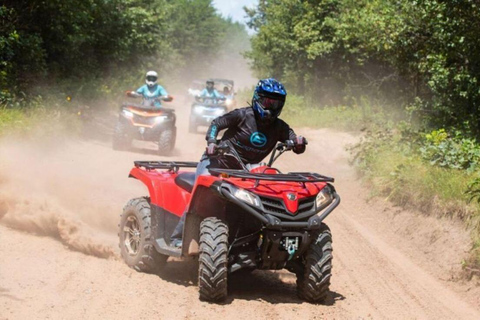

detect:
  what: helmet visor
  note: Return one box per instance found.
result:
[146,76,157,82]
[257,96,284,112]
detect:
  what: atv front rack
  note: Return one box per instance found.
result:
[134,161,198,173]
[208,169,334,183]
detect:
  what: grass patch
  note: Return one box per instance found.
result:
[352,130,480,271]
[0,107,30,134]
[0,98,81,137]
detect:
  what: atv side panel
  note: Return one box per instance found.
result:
[129,167,193,256]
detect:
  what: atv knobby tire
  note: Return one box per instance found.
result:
[297,223,332,303]
[198,217,229,302]
[158,127,176,155]
[119,197,167,273]
[112,121,131,150]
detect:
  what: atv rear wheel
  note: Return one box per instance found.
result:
[198,217,229,302]
[158,127,176,155]
[119,197,167,273]
[112,121,131,150]
[297,223,332,303]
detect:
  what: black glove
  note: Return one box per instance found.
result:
[293,135,307,154]
[206,142,217,155]
[295,136,307,145]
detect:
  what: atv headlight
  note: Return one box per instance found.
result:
[232,187,261,208]
[214,108,225,116]
[122,110,133,118]
[315,186,333,209]
[154,115,168,123]
[194,106,206,114]
[226,98,233,106]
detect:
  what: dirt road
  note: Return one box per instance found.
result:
[1,101,479,319]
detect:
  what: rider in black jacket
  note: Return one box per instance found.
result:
[196,78,306,175]
[171,78,307,246]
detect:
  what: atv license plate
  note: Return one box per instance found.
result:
[280,236,300,252]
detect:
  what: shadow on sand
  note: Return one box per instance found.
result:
[155,260,345,305]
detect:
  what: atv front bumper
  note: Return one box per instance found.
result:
[219,186,341,230]
[119,115,175,141]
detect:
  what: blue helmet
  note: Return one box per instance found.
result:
[252,78,287,122]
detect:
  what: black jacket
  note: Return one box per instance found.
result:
[204,107,305,168]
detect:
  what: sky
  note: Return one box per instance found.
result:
[212,0,258,28]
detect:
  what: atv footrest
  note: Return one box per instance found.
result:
[154,238,182,257]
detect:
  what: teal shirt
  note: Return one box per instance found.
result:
[136,84,168,107]
[200,88,222,99]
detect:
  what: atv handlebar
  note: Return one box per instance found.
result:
[195,96,227,106]
[210,140,304,169]
[126,91,173,102]
[267,139,308,166]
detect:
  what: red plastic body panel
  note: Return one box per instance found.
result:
[130,165,326,216]
[129,167,192,217]
[231,165,324,214]
[124,105,166,128]
[226,178,324,214]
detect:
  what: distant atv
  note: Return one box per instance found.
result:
[213,78,236,109]
[118,140,340,303]
[113,91,176,154]
[189,96,227,133]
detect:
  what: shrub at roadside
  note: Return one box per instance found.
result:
[0,90,81,137]
[351,125,480,271]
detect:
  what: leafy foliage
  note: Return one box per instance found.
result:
[0,0,249,106]
[420,129,480,172]
[246,0,480,135]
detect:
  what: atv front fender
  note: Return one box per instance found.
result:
[182,179,226,256]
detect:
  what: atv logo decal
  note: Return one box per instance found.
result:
[287,193,297,201]
[250,132,267,148]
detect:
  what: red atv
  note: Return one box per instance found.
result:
[119,141,340,302]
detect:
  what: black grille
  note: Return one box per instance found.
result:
[259,196,315,215]
[298,197,315,214]
[260,196,285,214]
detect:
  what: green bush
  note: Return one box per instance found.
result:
[351,123,480,268]
[420,129,480,172]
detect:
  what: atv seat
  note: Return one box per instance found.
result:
[175,172,196,193]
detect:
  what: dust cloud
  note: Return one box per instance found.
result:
[0,32,257,260]
[0,133,129,259]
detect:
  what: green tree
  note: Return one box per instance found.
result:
[246,0,480,135]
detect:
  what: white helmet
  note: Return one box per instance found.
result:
[146,70,158,87]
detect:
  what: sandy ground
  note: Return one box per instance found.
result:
[1,100,480,320]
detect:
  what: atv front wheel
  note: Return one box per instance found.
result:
[297,223,332,303]
[158,127,176,155]
[112,121,131,150]
[119,197,167,273]
[198,217,229,302]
